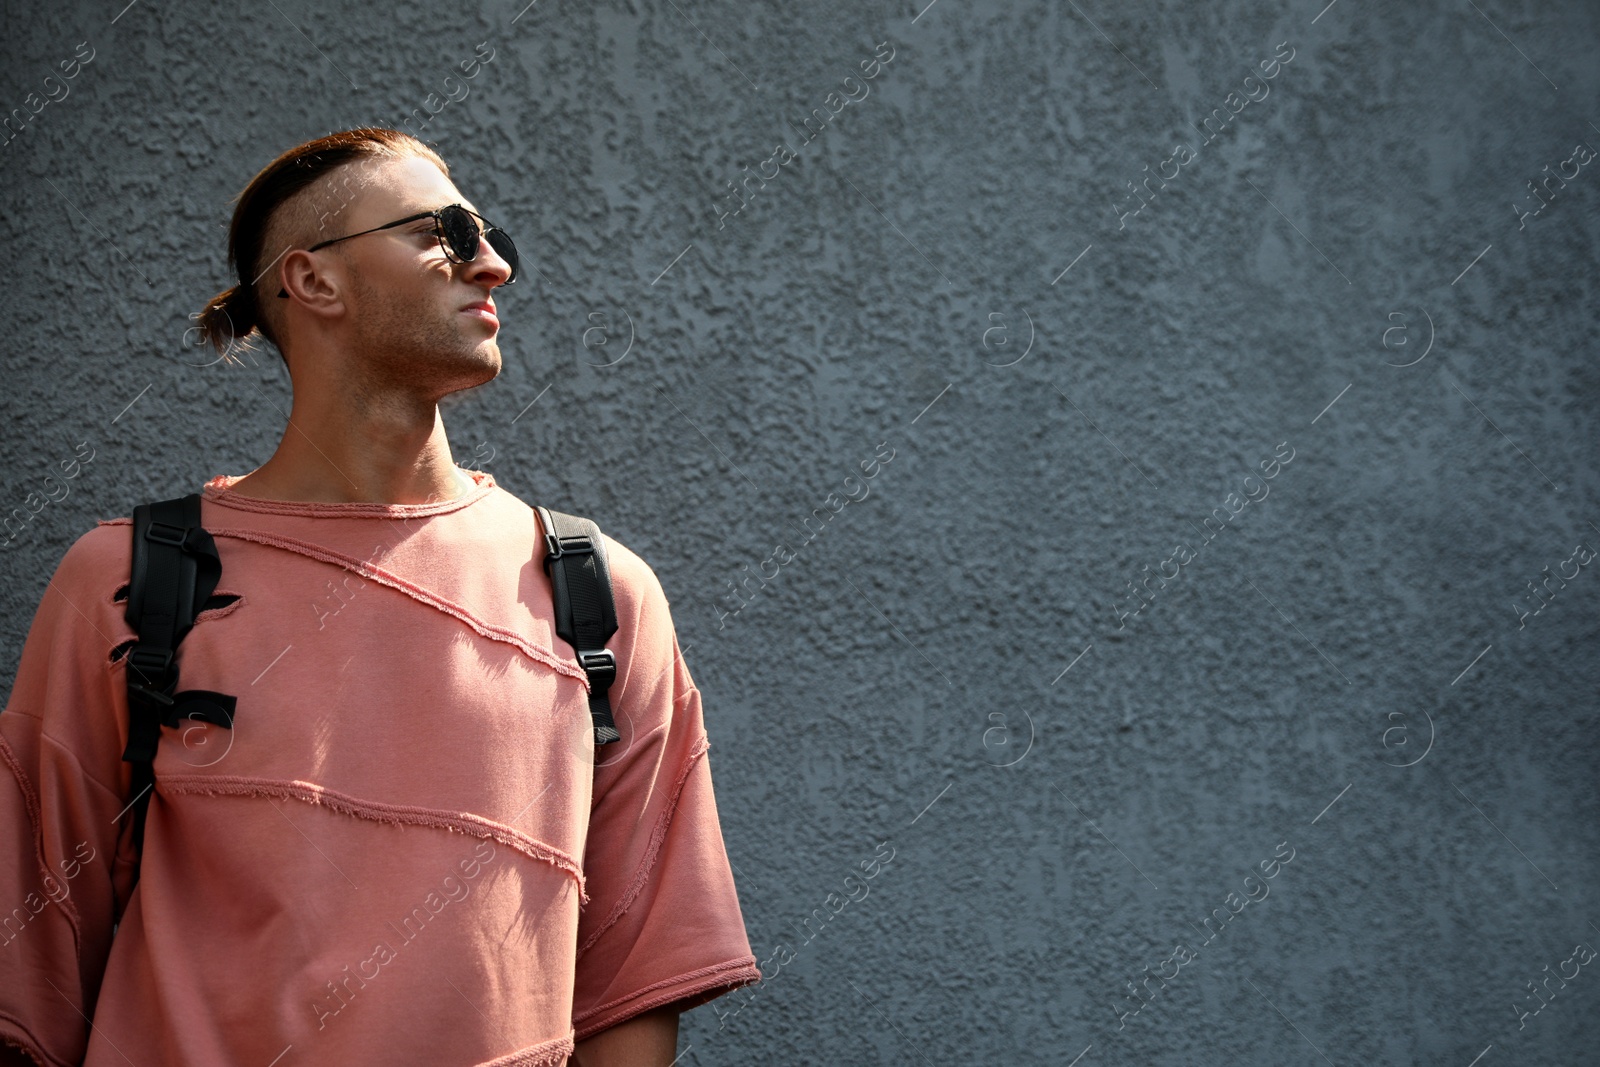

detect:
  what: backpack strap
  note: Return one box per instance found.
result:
[122,494,237,858]
[534,505,621,745]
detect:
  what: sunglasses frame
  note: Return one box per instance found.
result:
[275,203,518,297]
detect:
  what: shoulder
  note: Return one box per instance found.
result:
[10,520,133,665]
[598,530,666,607]
[595,528,677,646]
[591,528,695,723]
[592,527,686,672]
[55,519,133,594]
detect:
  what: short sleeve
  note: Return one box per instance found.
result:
[570,538,761,1042]
[0,524,141,1067]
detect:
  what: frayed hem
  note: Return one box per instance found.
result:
[571,956,763,1042]
[475,1030,574,1066]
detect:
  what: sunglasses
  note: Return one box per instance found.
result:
[276,203,518,297]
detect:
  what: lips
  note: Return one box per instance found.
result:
[461,300,499,329]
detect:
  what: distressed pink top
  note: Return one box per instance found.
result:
[0,469,760,1066]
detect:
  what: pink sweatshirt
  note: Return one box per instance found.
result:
[0,469,760,1066]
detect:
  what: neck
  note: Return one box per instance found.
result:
[232,395,471,505]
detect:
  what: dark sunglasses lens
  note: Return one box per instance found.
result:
[440,206,517,282]
[485,229,519,283]
[439,206,479,263]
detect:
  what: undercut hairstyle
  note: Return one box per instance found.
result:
[194,127,450,360]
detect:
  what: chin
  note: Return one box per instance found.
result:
[470,343,502,378]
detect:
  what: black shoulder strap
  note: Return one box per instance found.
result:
[534,505,621,745]
[122,494,237,858]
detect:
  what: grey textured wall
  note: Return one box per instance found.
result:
[3,0,1597,1063]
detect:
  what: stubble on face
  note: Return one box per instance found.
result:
[344,262,501,399]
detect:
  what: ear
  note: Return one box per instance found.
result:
[278,248,349,319]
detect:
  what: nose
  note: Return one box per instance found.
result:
[465,233,514,289]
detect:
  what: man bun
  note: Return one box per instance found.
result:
[195,284,256,354]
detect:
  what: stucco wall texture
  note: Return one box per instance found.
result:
[3,0,1597,1063]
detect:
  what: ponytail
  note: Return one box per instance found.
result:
[195,284,258,354]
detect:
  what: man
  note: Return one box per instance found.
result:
[0,129,760,1066]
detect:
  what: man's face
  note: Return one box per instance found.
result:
[313,156,514,397]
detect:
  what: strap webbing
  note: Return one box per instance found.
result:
[122,494,234,858]
[535,506,621,744]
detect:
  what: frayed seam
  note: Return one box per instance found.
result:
[203,526,587,687]
[160,774,588,904]
[575,733,709,958]
[0,735,45,876]
[0,735,84,957]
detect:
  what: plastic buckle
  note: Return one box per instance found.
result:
[549,532,593,558]
[127,646,175,679]
[126,646,177,707]
[577,648,616,686]
[145,521,192,549]
[127,683,176,708]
